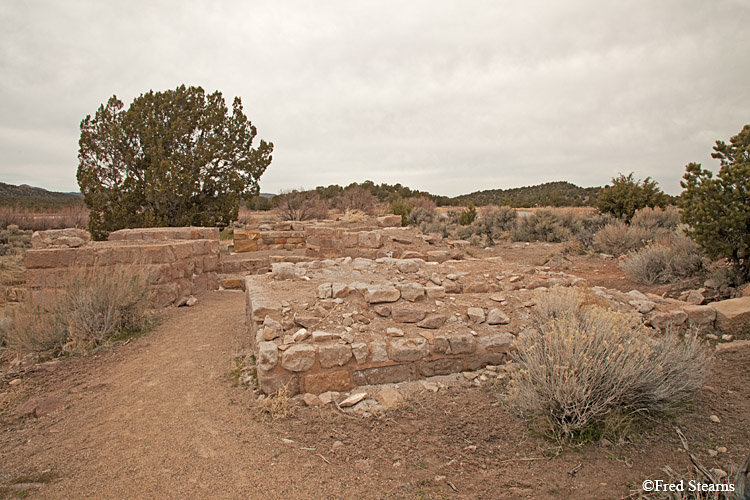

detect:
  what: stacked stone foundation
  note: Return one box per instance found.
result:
[25,227,221,308]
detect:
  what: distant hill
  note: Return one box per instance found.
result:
[0,182,85,210]
[454,181,602,207]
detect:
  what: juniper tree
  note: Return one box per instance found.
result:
[77,85,273,239]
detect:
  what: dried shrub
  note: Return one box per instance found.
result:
[259,383,295,420]
[273,190,329,221]
[1,267,152,354]
[592,221,655,255]
[470,206,516,245]
[334,186,378,214]
[510,287,711,441]
[631,205,681,232]
[511,210,573,242]
[621,233,706,285]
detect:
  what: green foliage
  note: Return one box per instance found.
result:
[389,199,412,226]
[630,205,681,231]
[77,85,273,239]
[680,124,750,283]
[458,203,477,226]
[470,206,516,245]
[597,173,667,221]
[0,182,85,211]
[245,195,271,211]
[455,181,601,208]
[592,221,654,255]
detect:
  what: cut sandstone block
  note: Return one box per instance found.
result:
[712,296,750,336]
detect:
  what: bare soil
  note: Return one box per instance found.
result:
[1,281,748,499]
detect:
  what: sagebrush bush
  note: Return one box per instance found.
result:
[511,287,711,441]
[631,205,681,231]
[592,221,656,255]
[470,206,516,245]
[511,210,572,242]
[1,267,152,354]
[621,232,705,285]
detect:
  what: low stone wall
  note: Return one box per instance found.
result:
[233,229,306,252]
[26,227,221,308]
[304,226,392,259]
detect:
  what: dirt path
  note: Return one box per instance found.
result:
[2,290,749,500]
[1,290,388,499]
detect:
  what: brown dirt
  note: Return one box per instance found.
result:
[1,288,749,499]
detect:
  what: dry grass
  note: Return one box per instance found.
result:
[593,221,655,256]
[0,267,152,355]
[511,287,711,442]
[259,383,295,420]
[622,233,706,285]
[0,206,89,231]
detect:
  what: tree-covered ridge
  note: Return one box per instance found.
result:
[0,182,84,210]
[451,181,602,207]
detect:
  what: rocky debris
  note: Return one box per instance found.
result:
[386,327,405,337]
[627,290,649,301]
[281,344,316,372]
[391,307,427,323]
[486,308,510,325]
[372,304,391,317]
[317,283,333,299]
[426,250,450,263]
[684,290,705,305]
[417,314,448,329]
[710,414,721,423]
[365,285,401,304]
[629,299,656,314]
[477,332,514,351]
[442,279,462,293]
[312,331,339,342]
[261,316,283,341]
[272,262,296,280]
[293,312,319,329]
[715,339,750,353]
[425,285,445,298]
[464,281,489,294]
[377,215,403,227]
[332,283,351,298]
[339,392,367,407]
[448,333,476,354]
[397,259,420,273]
[489,294,506,303]
[376,386,404,408]
[302,393,323,406]
[351,343,369,363]
[318,391,340,405]
[185,295,198,307]
[467,307,486,323]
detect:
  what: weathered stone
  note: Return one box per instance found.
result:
[352,364,417,385]
[629,300,656,314]
[712,296,750,335]
[377,215,403,227]
[302,393,323,406]
[647,311,672,330]
[392,307,427,323]
[292,328,310,342]
[464,353,508,371]
[670,310,688,326]
[426,250,450,263]
[318,391,340,405]
[262,316,283,341]
[387,327,404,337]
[376,386,404,408]
[339,392,367,407]
[251,299,282,324]
[358,231,383,248]
[294,312,319,329]
[332,283,351,299]
[312,331,340,342]
[425,285,446,299]
[467,307,486,323]
[397,283,425,302]
[433,335,450,354]
[420,358,463,377]
[464,281,489,294]
[442,279,462,294]
[318,344,352,368]
[370,342,389,362]
[486,308,510,325]
[448,333,477,354]
[257,341,279,372]
[390,337,430,361]
[365,285,401,303]
[372,304,391,317]
[317,283,333,299]
[682,305,716,327]
[417,314,447,329]
[685,290,705,305]
[397,259,420,273]
[627,290,649,301]
[303,371,352,394]
[281,344,316,372]
[258,373,299,396]
[352,342,369,364]
[477,332,514,351]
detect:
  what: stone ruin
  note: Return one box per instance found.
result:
[23,220,750,401]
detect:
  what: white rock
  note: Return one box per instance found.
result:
[339,392,367,407]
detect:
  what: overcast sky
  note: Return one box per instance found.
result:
[1,1,748,197]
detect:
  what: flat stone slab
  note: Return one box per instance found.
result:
[712,296,750,335]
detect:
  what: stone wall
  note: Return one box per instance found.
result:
[25,227,221,309]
